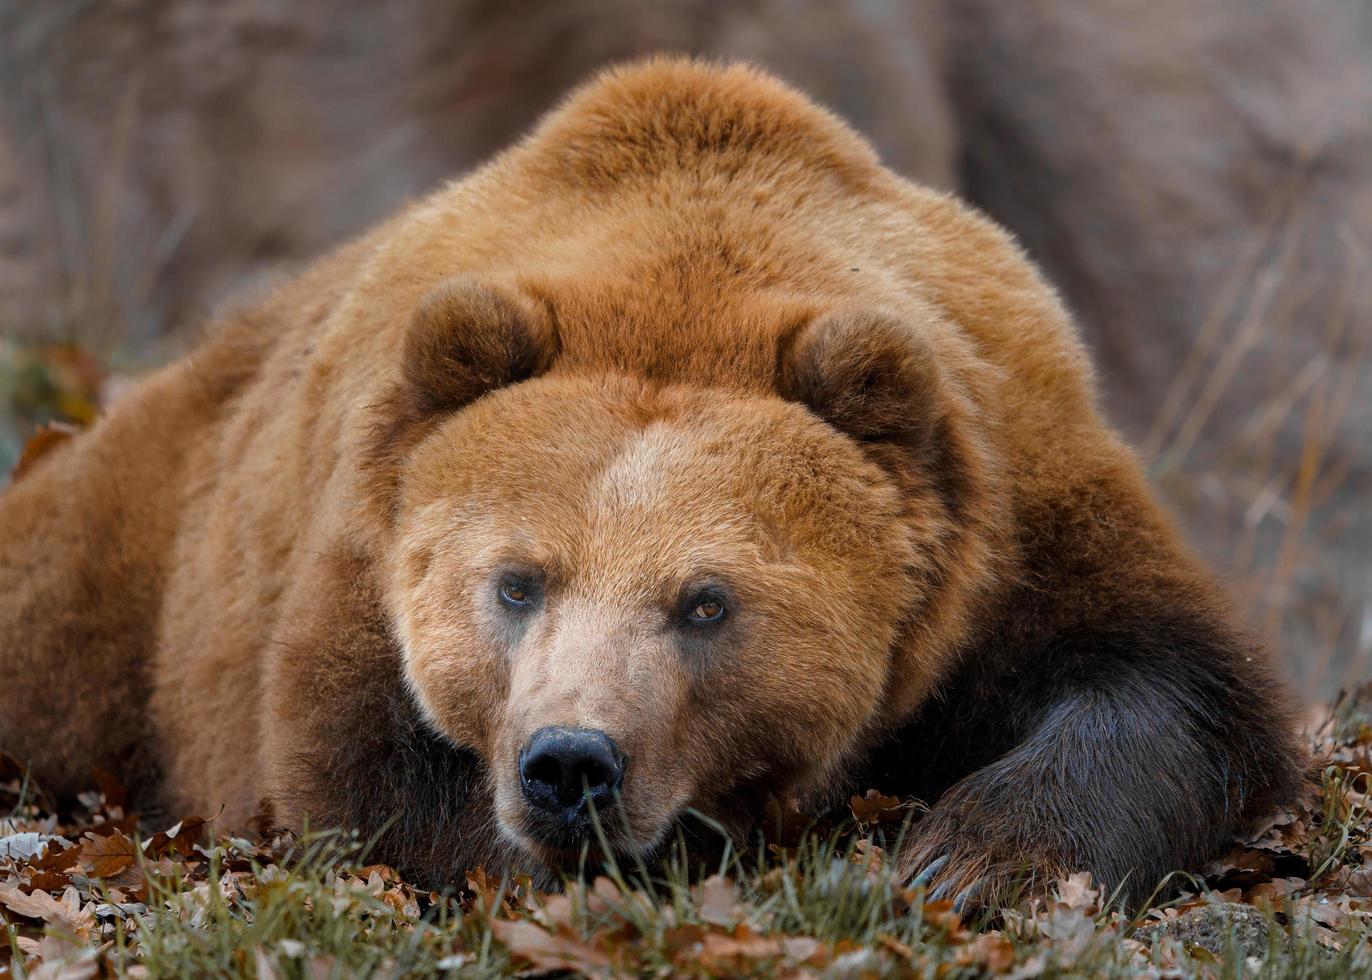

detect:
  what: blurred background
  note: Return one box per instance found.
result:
[0,0,1368,700]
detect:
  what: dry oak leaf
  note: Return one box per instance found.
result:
[1054,872,1100,913]
[143,815,209,860]
[26,868,76,894]
[921,899,970,939]
[1203,845,1277,885]
[464,867,508,914]
[12,933,99,980]
[696,924,785,973]
[0,883,62,920]
[778,935,826,966]
[849,790,912,828]
[78,829,137,878]
[488,917,614,974]
[357,863,399,883]
[0,832,56,862]
[955,932,1017,973]
[1334,865,1372,898]
[662,922,710,958]
[1246,877,1306,907]
[0,884,96,940]
[694,874,740,927]
[850,838,887,875]
[35,841,83,875]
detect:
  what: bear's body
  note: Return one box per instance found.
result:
[0,60,1300,905]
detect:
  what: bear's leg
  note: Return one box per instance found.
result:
[1,326,260,806]
[0,414,183,802]
[871,603,1304,910]
[258,541,509,887]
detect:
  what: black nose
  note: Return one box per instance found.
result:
[519,726,625,818]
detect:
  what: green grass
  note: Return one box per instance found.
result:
[5,704,1372,980]
[5,834,1369,978]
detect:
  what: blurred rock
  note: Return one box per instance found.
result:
[948,1,1372,700]
[1136,903,1280,959]
[0,0,955,341]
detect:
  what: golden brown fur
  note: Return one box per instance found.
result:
[0,59,1300,905]
[6,3,1368,694]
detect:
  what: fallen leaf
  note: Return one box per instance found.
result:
[850,838,886,875]
[957,932,1016,972]
[1054,872,1100,912]
[36,841,83,874]
[143,815,209,859]
[0,883,63,920]
[12,933,98,980]
[849,790,912,828]
[779,935,826,965]
[78,829,137,878]
[464,867,506,914]
[0,884,95,940]
[695,874,738,927]
[488,918,613,973]
[0,833,56,862]
[697,925,783,972]
[27,868,75,893]
[90,768,127,811]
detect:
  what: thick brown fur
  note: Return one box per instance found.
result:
[5,3,1368,692]
[0,59,1302,907]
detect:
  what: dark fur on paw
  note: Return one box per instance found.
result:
[899,794,1069,911]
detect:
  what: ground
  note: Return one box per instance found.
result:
[2,687,1371,978]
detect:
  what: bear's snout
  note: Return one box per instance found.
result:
[518,726,626,839]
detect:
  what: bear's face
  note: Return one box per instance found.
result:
[375,278,973,871]
[387,373,932,866]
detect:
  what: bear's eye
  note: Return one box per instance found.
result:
[498,578,537,609]
[685,596,727,625]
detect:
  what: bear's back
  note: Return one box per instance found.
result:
[320,59,1097,445]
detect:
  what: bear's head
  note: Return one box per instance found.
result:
[377,277,998,870]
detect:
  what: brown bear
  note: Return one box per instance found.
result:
[0,58,1302,908]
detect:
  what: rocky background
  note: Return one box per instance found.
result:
[1,0,1369,698]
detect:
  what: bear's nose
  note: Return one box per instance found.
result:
[519,726,625,818]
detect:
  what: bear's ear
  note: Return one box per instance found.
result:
[368,278,556,497]
[402,277,556,417]
[778,308,944,447]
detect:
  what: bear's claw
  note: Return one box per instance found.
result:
[910,854,947,888]
[951,880,983,913]
[916,858,983,912]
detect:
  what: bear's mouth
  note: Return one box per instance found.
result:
[498,783,672,873]
[518,802,616,851]
[504,808,644,871]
